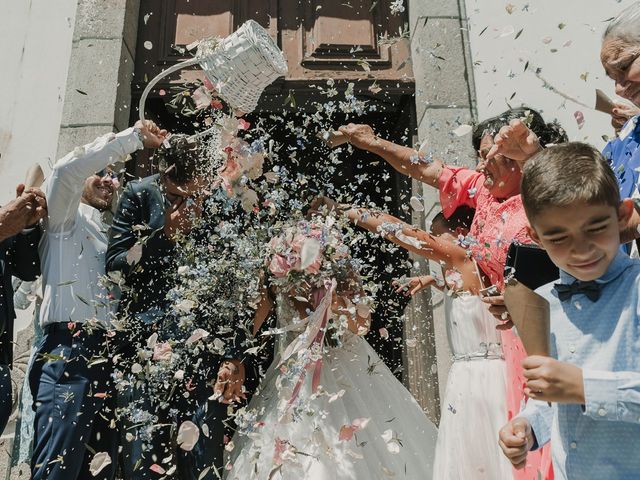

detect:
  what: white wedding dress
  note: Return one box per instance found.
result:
[225,293,438,479]
[433,293,512,479]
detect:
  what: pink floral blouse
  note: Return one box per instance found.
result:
[438,165,531,289]
[438,165,554,480]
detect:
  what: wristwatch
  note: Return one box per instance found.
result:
[133,127,144,149]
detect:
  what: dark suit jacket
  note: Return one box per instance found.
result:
[106,175,247,361]
[106,174,175,318]
[0,229,41,366]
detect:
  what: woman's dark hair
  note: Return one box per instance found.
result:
[472,107,568,153]
[155,134,203,184]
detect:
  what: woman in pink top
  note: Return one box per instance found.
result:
[340,107,566,480]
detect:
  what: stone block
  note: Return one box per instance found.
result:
[409,0,461,22]
[114,42,135,132]
[56,125,115,160]
[73,0,127,41]
[411,18,472,118]
[417,107,476,169]
[61,38,124,127]
[123,0,141,58]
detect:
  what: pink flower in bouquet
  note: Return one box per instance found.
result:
[210,98,223,110]
[304,256,322,274]
[238,118,251,130]
[152,342,173,361]
[217,155,242,192]
[220,116,240,146]
[290,233,307,255]
[268,254,292,277]
[273,437,296,466]
[203,77,216,92]
[192,86,212,110]
[242,152,264,180]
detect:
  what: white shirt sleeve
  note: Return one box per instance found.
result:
[43,128,142,233]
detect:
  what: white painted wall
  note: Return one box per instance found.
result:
[465,0,637,150]
[0,0,78,204]
[0,0,78,335]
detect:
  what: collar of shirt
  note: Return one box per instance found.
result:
[618,114,640,140]
[557,251,634,287]
[78,202,104,224]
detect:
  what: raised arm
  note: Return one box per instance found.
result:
[44,129,142,232]
[44,120,166,233]
[338,124,444,188]
[338,204,481,294]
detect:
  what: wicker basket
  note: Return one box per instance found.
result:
[139,20,287,120]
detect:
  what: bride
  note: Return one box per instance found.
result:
[223,214,438,479]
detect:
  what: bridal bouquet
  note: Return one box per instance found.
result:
[265,214,375,349]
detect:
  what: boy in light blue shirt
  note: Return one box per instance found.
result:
[499,142,640,479]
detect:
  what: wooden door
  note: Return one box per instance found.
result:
[131,0,415,377]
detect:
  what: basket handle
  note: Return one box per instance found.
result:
[138,57,201,122]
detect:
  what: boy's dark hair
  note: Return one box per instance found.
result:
[155,134,203,184]
[472,107,568,152]
[521,142,620,221]
[431,206,475,236]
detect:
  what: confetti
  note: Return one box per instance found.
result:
[89,452,112,477]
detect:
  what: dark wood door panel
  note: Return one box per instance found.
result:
[134,0,412,95]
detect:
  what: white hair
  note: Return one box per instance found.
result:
[604,1,640,44]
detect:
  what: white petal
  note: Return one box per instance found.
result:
[452,124,472,137]
[126,243,143,265]
[146,332,158,349]
[409,196,424,212]
[89,452,112,477]
[177,420,200,451]
[381,429,394,442]
[300,237,321,270]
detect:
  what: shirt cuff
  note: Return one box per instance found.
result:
[518,399,553,450]
[115,127,144,154]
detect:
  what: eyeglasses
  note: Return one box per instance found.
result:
[95,169,118,180]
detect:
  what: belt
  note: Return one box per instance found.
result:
[452,352,504,362]
[44,323,73,335]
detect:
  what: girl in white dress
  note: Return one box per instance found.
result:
[394,214,511,479]
[312,198,512,479]
[224,216,438,480]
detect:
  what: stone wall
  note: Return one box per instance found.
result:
[404,0,477,424]
[57,0,140,158]
[3,1,140,478]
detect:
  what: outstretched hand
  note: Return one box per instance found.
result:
[307,195,339,218]
[134,119,168,149]
[486,119,542,164]
[337,123,378,150]
[213,359,246,404]
[392,275,442,296]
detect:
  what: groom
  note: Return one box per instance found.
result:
[106,134,247,479]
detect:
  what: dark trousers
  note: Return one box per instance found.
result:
[0,364,11,434]
[118,374,228,480]
[29,327,118,480]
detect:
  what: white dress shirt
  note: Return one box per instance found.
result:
[39,128,142,327]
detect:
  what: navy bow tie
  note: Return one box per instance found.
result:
[553,280,601,302]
